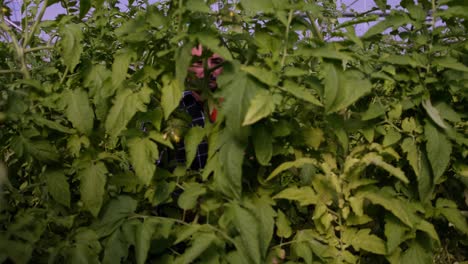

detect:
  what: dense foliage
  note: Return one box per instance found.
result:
[1,0,467,263]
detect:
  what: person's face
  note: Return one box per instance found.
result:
[188,45,224,89]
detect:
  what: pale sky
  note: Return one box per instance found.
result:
[7,0,402,35]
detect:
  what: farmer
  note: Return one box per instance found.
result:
[163,45,224,170]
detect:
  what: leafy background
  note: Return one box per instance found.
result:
[0,0,467,263]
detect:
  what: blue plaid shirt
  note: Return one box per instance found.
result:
[174,91,208,170]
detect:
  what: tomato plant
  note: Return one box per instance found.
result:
[0,0,467,263]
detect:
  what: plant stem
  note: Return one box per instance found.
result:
[25,45,54,53]
[280,9,294,69]
[0,20,30,79]
[23,0,48,48]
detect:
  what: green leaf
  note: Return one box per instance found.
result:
[401,138,433,202]
[217,138,244,199]
[0,238,33,264]
[322,64,372,114]
[361,102,386,120]
[436,198,468,235]
[303,127,324,150]
[175,43,193,90]
[273,186,318,206]
[79,0,91,18]
[178,233,217,264]
[67,134,90,157]
[383,127,401,147]
[59,23,83,71]
[231,203,262,263]
[242,89,275,126]
[135,220,157,264]
[186,0,211,13]
[422,99,447,129]
[425,122,452,183]
[112,49,137,88]
[247,197,276,258]
[400,240,432,264]
[184,126,205,168]
[178,182,206,210]
[357,188,415,227]
[276,209,292,238]
[385,215,409,253]
[93,196,138,238]
[26,139,60,162]
[280,80,322,106]
[195,32,233,61]
[63,89,95,135]
[102,229,129,264]
[240,0,274,13]
[46,170,71,207]
[161,77,183,120]
[298,45,353,61]
[252,124,273,165]
[266,158,317,182]
[69,229,101,264]
[217,64,260,136]
[241,66,279,86]
[128,137,159,185]
[105,86,152,138]
[79,162,107,217]
[433,56,468,72]
[32,116,75,134]
[363,13,411,38]
[342,227,386,255]
[416,220,440,244]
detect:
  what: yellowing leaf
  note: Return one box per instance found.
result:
[303,127,324,150]
[128,137,159,185]
[342,227,386,255]
[79,161,107,217]
[276,210,292,238]
[273,186,318,206]
[242,90,275,126]
[266,158,317,182]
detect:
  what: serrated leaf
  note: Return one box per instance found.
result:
[178,232,216,264]
[93,196,138,238]
[357,188,415,227]
[241,66,279,86]
[178,182,206,210]
[242,89,275,126]
[276,210,292,238]
[217,64,260,136]
[59,23,83,71]
[46,170,71,207]
[102,229,129,264]
[383,127,401,147]
[63,89,94,135]
[425,122,452,183]
[184,126,205,168]
[112,49,137,88]
[433,56,468,72]
[422,99,447,129]
[67,134,90,157]
[280,80,322,106]
[186,0,211,13]
[26,139,60,162]
[79,162,107,217]
[361,102,386,120]
[363,13,411,38]
[105,86,152,138]
[252,124,273,165]
[416,220,440,244]
[32,116,75,134]
[400,240,432,264]
[385,215,409,253]
[401,138,433,202]
[161,77,183,120]
[266,158,317,182]
[273,186,318,206]
[135,220,157,264]
[128,137,159,185]
[437,198,468,235]
[322,64,372,114]
[217,138,244,199]
[303,127,324,150]
[342,228,386,255]
[240,0,274,13]
[231,203,262,264]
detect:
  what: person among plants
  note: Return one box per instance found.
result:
[162,44,224,170]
